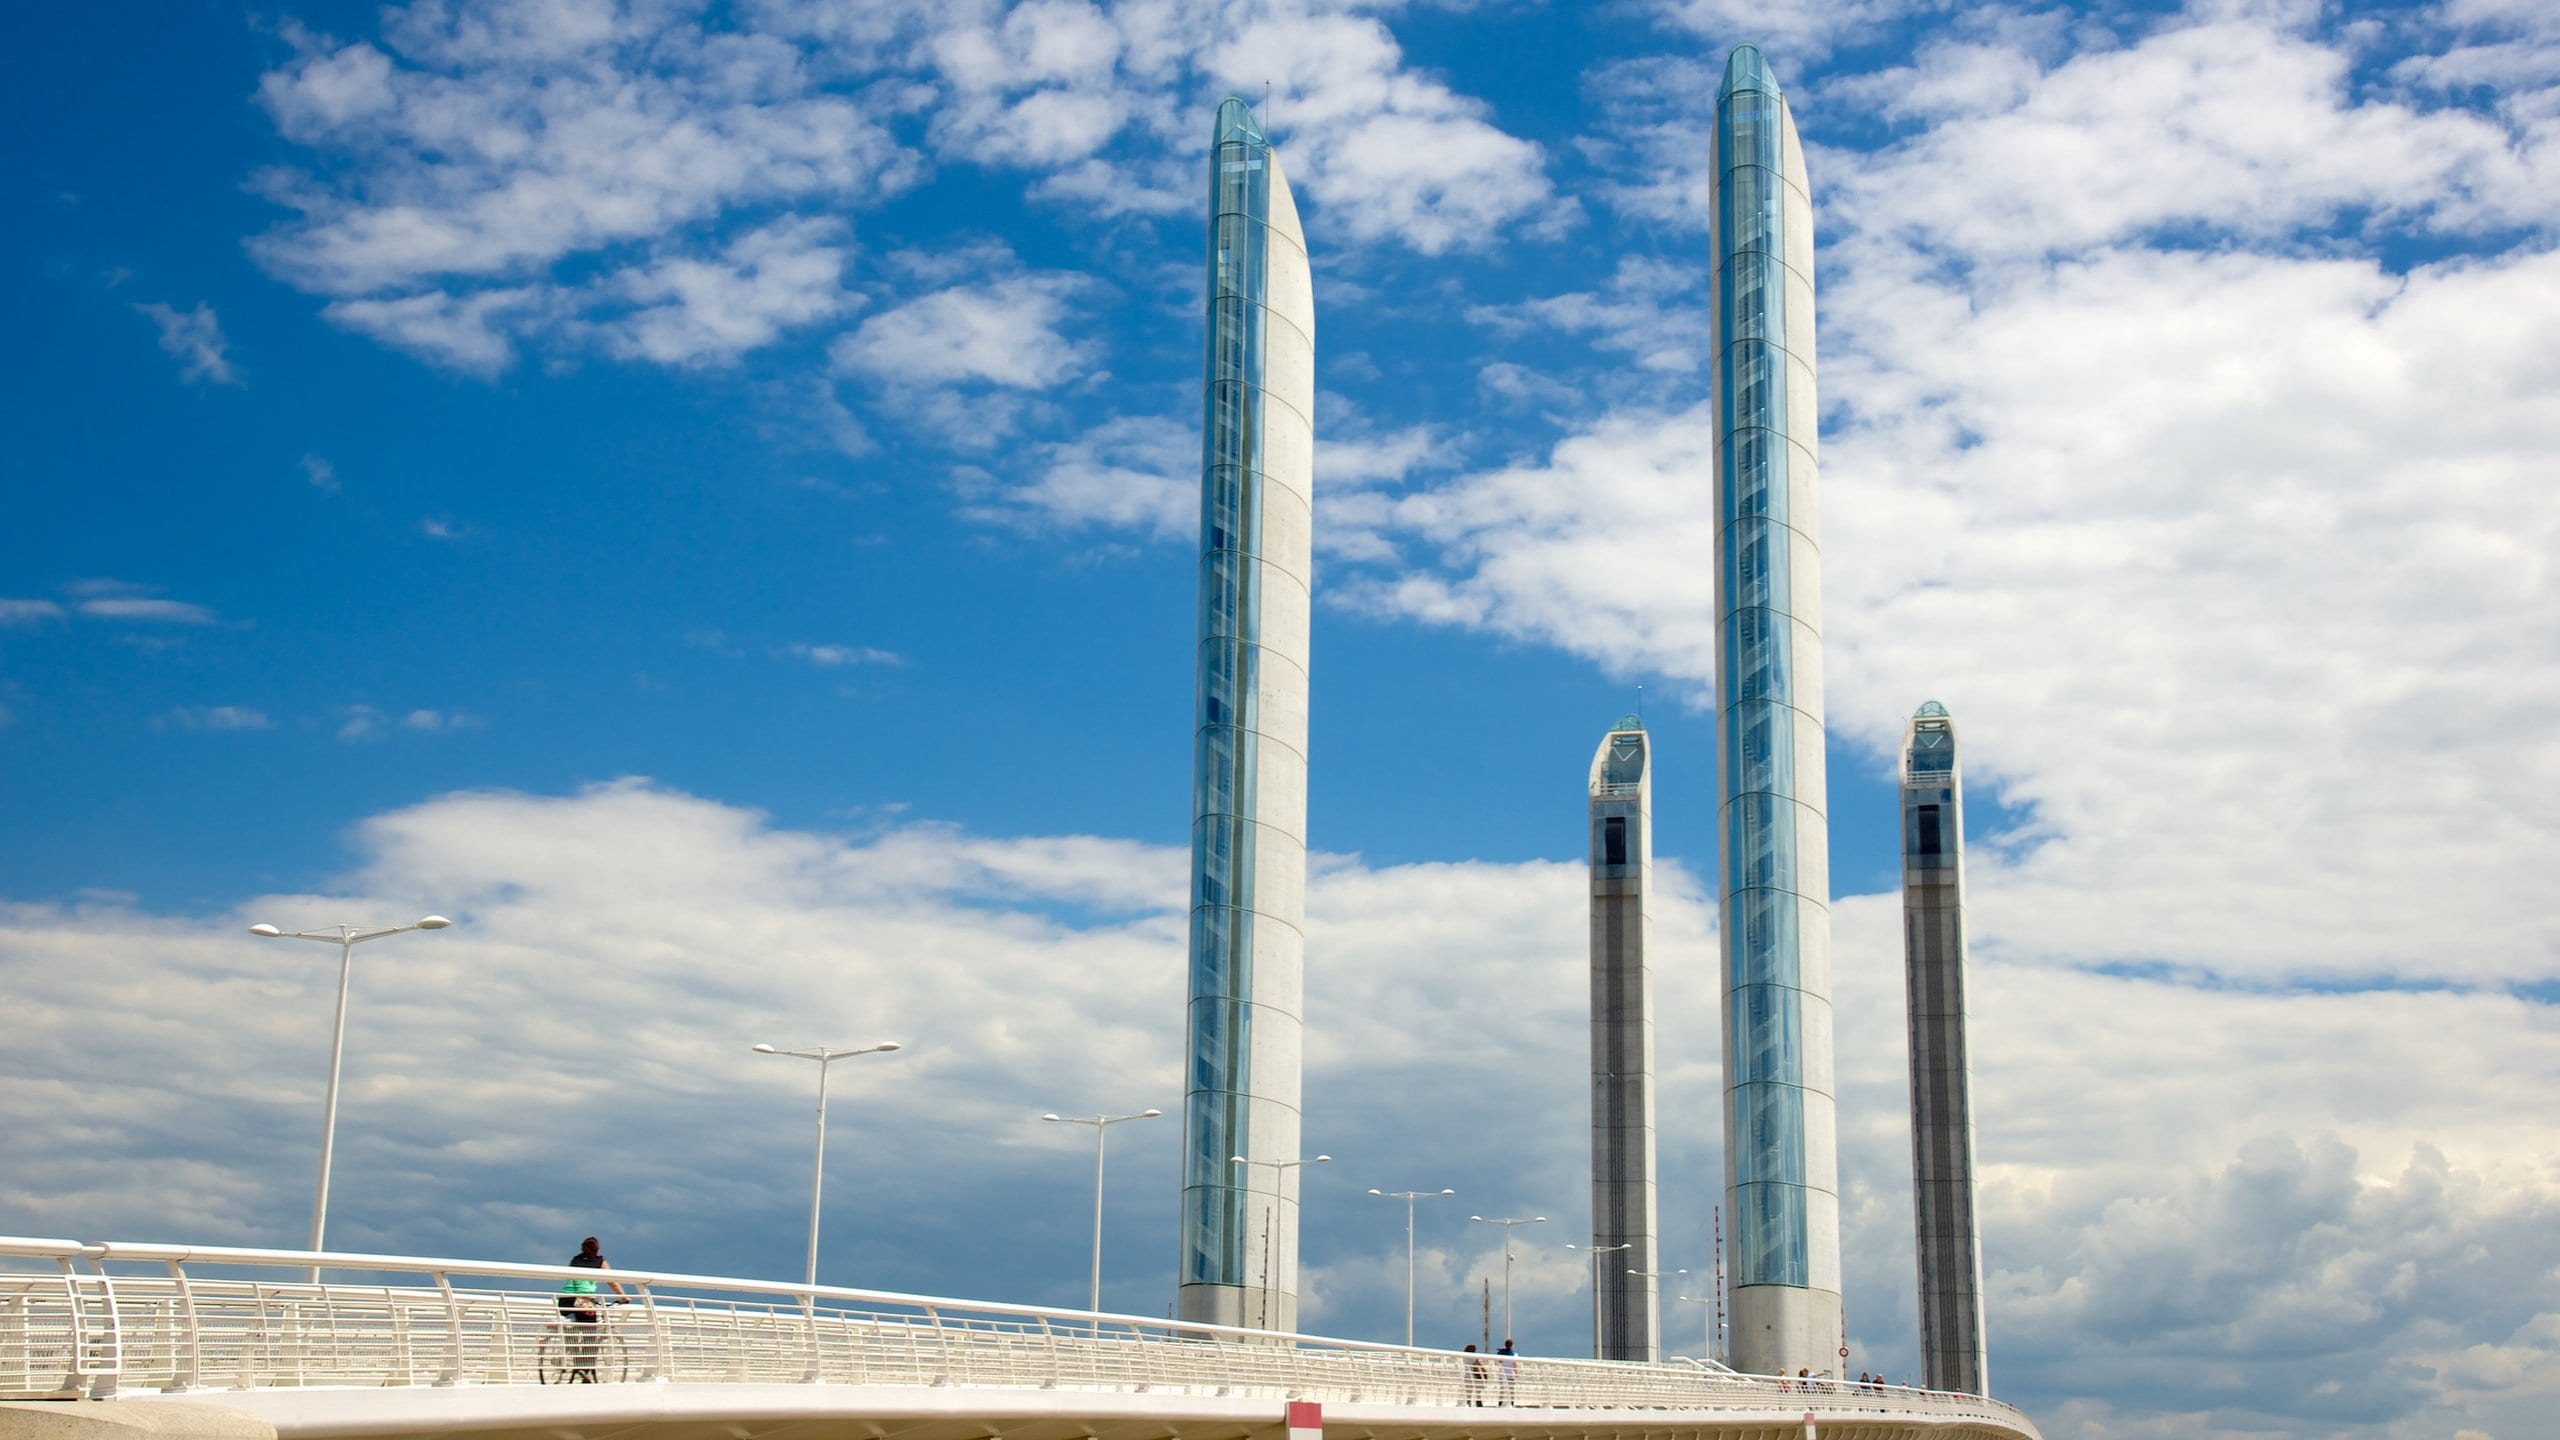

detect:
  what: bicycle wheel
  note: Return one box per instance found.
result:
[536,1330,576,1385]
[591,1328,628,1383]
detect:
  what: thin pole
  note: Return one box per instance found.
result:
[1089,1121,1107,1315]
[1403,1197,1417,1346]
[805,1056,832,1288]
[308,932,355,1276]
[1590,1251,1601,1357]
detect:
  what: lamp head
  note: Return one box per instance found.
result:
[875,1042,903,1053]
[751,1044,779,1054]
[248,924,283,937]
[1041,1113,1064,1123]
[1230,1156,1250,1165]
[1311,1154,1331,1163]
[1140,1108,1162,1118]
[1368,1188,1385,1196]
[415,916,452,930]
[1439,1188,1454,1195]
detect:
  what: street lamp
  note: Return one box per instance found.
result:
[1627,1267,1687,1362]
[751,1042,902,1287]
[247,914,450,1269]
[1043,1108,1161,1315]
[1566,1242,1632,1358]
[1232,1154,1329,1328]
[1673,1291,1717,1362]
[1367,1187,1454,1346]
[1467,1214,1546,1342]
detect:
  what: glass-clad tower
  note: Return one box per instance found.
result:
[1588,717,1661,1360]
[1182,97,1317,1334]
[1902,701,1987,1394]
[1710,44,1842,1377]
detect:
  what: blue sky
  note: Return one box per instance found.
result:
[6,2,2560,1437]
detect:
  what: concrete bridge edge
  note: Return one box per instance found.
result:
[0,1403,277,1440]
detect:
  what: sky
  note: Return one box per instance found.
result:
[3,0,2558,1435]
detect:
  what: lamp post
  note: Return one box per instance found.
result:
[751,1042,902,1287]
[247,914,450,1270]
[1565,1242,1632,1358]
[1673,1292,1717,1362]
[1231,1153,1330,1329]
[1367,1187,1454,1346]
[1467,1214,1546,1342]
[1044,1108,1162,1315]
[1627,1267,1687,1363]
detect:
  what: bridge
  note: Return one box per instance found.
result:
[0,1240,2038,1440]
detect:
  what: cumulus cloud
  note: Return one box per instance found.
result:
[1,779,2554,1440]
[247,0,1562,382]
[133,301,241,385]
[832,271,1091,389]
[603,217,859,367]
[966,413,1196,538]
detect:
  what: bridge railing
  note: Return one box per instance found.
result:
[0,1238,2035,1437]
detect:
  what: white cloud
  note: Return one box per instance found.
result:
[2,779,2556,1436]
[340,705,482,741]
[1826,10,2550,259]
[1202,7,1562,254]
[1466,256,1710,375]
[605,217,858,366]
[133,302,242,385]
[967,413,1195,538]
[77,596,219,625]
[324,286,549,375]
[1643,0,1947,62]
[785,642,903,667]
[300,454,341,494]
[831,272,1090,388]
[161,706,274,732]
[249,0,1565,389]
[0,599,67,625]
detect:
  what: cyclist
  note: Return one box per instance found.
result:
[556,1237,628,1381]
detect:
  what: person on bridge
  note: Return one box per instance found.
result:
[558,1236,628,1381]
[1496,1339,1516,1405]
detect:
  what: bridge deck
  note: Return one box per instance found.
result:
[0,1240,2036,1440]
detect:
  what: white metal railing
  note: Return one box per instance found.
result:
[0,1238,2036,1438]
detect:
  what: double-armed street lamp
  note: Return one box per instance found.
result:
[247,914,451,1269]
[1232,1153,1330,1326]
[751,1042,903,1287]
[1044,1108,1161,1315]
[1467,1213,1546,1342]
[1368,1186,1454,1346]
[1627,1266,1688,1362]
[1565,1241,1632,1358]
[1673,1290,1718,1362]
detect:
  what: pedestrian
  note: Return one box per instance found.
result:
[1497,1338,1517,1405]
[1463,1344,1487,1405]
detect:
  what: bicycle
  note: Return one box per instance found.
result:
[537,1298,630,1384]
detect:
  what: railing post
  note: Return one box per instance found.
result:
[925,1304,952,1387]
[632,1285,669,1383]
[430,1270,463,1386]
[799,1294,821,1384]
[165,1258,204,1393]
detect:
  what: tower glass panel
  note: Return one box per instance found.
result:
[1182,97,1315,1334]
[1711,44,1843,1377]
